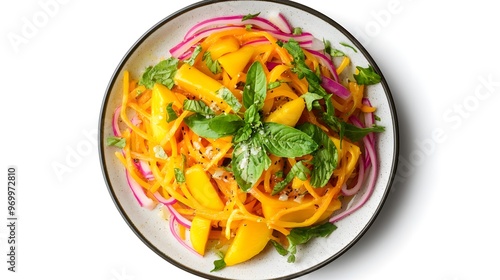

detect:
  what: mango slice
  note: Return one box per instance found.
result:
[218,46,254,78]
[185,164,225,211]
[224,220,272,266]
[190,216,212,255]
[151,83,182,143]
[207,36,241,60]
[265,97,305,127]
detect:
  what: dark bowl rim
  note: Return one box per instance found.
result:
[98,0,400,279]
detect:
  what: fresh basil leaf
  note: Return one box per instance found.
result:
[232,136,271,191]
[301,92,323,111]
[139,57,179,89]
[353,65,381,85]
[276,222,337,263]
[208,114,244,137]
[243,104,261,126]
[217,87,242,113]
[233,123,252,143]
[242,12,260,21]
[272,161,310,195]
[184,45,202,66]
[287,222,337,249]
[202,51,221,74]
[183,99,215,117]
[106,137,126,148]
[298,123,338,188]
[211,258,226,272]
[243,61,267,110]
[261,122,318,158]
[166,102,178,122]
[283,39,326,96]
[270,240,289,256]
[184,114,220,139]
[185,113,242,139]
[174,168,185,183]
[344,123,385,142]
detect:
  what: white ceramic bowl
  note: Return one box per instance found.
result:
[99,0,399,279]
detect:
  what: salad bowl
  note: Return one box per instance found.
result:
[98,0,399,279]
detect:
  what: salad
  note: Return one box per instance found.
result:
[107,12,384,271]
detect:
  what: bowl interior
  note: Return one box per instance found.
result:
[99,1,398,279]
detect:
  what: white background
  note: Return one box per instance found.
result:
[1,0,499,279]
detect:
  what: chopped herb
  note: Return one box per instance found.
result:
[272,222,337,263]
[166,102,178,122]
[106,137,126,148]
[242,12,260,21]
[272,161,310,195]
[267,81,281,90]
[217,87,242,113]
[292,27,303,35]
[301,92,323,111]
[353,65,381,85]
[139,57,179,89]
[202,52,221,74]
[183,99,215,117]
[174,168,186,183]
[211,251,227,272]
[245,24,253,31]
[184,45,202,66]
[340,42,358,53]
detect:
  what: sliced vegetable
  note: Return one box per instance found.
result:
[224,220,273,266]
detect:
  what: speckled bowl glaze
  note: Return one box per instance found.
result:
[99,0,399,279]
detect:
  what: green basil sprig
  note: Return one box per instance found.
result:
[183,61,318,192]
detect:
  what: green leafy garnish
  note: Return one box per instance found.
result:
[353,65,381,85]
[292,27,303,35]
[211,251,226,272]
[242,12,260,21]
[174,168,185,183]
[183,99,215,117]
[267,81,281,90]
[184,113,243,139]
[298,123,338,188]
[272,161,310,195]
[272,223,337,263]
[106,137,126,148]
[301,92,323,111]
[282,39,384,143]
[243,61,267,110]
[340,42,358,53]
[261,122,318,158]
[184,45,202,66]
[139,58,179,89]
[202,52,221,74]
[217,87,242,113]
[166,102,178,122]
[323,39,346,58]
[232,135,271,192]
